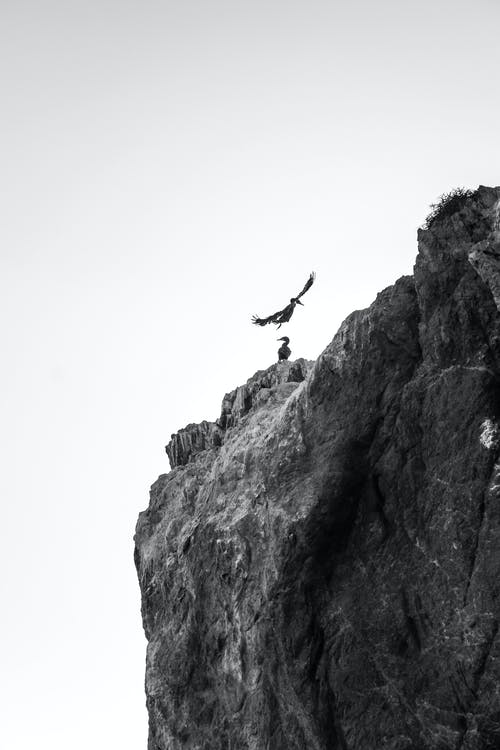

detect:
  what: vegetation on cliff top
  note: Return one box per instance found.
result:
[424,187,476,229]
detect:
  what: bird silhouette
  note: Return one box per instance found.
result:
[277,336,291,362]
[252,272,315,329]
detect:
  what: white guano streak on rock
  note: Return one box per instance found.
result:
[493,198,500,237]
[480,418,500,450]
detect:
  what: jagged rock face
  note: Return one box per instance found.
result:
[166,359,312,468]
[135,186,500,750]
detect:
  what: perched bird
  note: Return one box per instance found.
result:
[277,336,291,362]
[252,271,316,329]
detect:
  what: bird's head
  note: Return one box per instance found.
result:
[277,336,290,344]
[291,297,304,305]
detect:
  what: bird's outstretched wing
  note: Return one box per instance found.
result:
[251,312,280,326]
[252,300,297,328]
[295,271,316,301]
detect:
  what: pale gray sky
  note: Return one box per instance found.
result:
[1,1,499,748]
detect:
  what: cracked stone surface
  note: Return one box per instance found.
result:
[135,186,500,750]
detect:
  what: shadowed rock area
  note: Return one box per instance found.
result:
[135,186,500,750]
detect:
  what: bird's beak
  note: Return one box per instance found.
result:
[296,299,304,306]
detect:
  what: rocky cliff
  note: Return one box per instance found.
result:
[135,186,500,750]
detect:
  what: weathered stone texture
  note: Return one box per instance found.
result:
[166,359,312,468]
[135,187,500,749]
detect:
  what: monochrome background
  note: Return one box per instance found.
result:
[1,1,500,747]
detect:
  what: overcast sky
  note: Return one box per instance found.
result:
[1,1,500,748]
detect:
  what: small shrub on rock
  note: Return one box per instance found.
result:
[424,187,476,229]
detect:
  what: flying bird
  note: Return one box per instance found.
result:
[252,272,316,329]
[277,336,291,362]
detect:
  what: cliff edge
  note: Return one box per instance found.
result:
[135,186,500,750]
